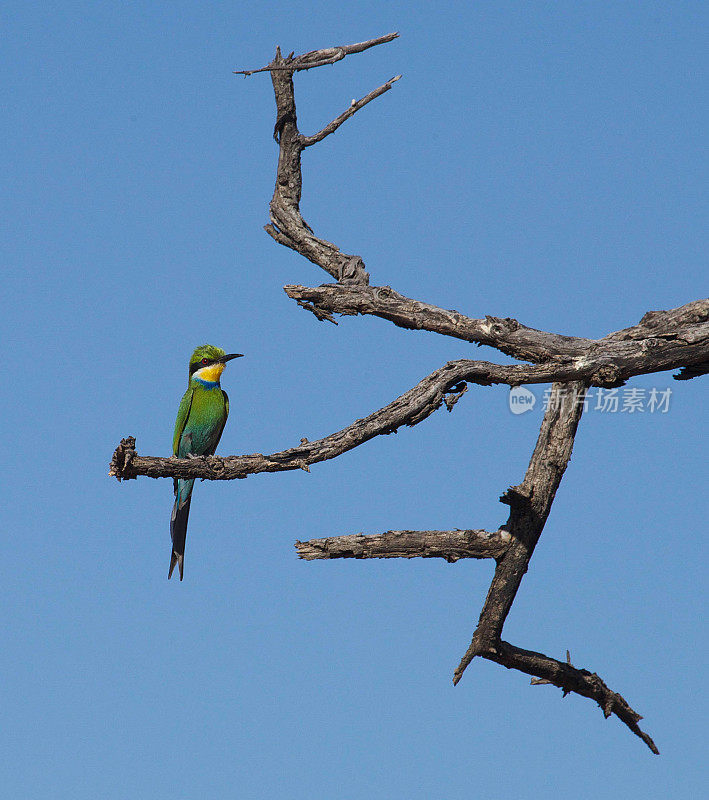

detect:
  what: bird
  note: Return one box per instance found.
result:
[169,344,243,580]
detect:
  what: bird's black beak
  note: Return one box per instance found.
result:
[219,353,244,363]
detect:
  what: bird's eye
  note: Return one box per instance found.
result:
[201,358,209,365]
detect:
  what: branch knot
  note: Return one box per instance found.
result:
[338,256,369,286]
[590,363,623,387]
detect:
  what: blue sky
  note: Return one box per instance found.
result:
[2,1,707,797]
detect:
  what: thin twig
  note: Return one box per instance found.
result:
[234,32,399,76]
[301,76,402,147]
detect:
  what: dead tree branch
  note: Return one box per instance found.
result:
[233,33,399,76]
[295,528,511,561]
[489,642,659,755]
[301,76,402,147]
[442,371,676,753]
[110,360,523,482]
[237,31,708,391]
[237,36,402,286]
[285,285,709,370]
[112,327,705,483]
[453,382,587,680]
[111,33,704,754]
[230,35,678,753]
[296,382,659,753]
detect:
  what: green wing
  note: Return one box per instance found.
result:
[207,389,229,455]
[172,388,194,456]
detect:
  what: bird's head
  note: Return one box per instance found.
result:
[188,344,243,384]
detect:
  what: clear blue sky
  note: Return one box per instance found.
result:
[2,2,707,797]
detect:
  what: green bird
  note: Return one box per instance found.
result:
[169,344,243,580]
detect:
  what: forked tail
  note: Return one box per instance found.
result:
[169,478,194,580]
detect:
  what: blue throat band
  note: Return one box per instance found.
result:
[192,378,220,389]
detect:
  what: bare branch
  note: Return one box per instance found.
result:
[331,32,400,57]
[258,36,402,285]
[439,379,658,752]
[112,327,707,483]
[286,284,593,360]
[489,642,659,754]
[234,33,399,76]
[301,76,402,147]
[440,384,659,752]
[111,359,478,481]
[286,285,709,366]
[609,300,709,338]
[250,33,708,401]
[453,382,588,682]
[295,528,510,561]
[529,647,572,684]
[292,298,338,324]
[248,32,708,409]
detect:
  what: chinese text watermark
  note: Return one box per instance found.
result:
[508,386,672,415]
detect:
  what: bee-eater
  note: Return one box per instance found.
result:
[169,344,243,580]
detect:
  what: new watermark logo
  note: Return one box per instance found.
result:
[508,386,672,415]
[509,386,537,415]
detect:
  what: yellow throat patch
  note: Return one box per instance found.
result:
[193,363,225,383]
